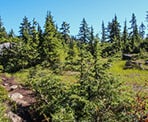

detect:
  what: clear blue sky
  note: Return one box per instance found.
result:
[0,0,147,36]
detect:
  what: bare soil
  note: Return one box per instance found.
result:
[1,74,41,122]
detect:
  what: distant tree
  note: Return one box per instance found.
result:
[30,18,39,45]
[146,11,148,22]
[78,18,90,43]
[93,35,100,79]
[122,20,131,53]
[78,18,93,79]
[42,11,66,72]
[122,20,128,45]
[146,11,148,36]
[108,15,121,44]
[60,21,70,44]
[103,15,121,57]
[0,16,7,40]
[89,26,95,56]
[8,29,15,38]
[139,22,146,39]
[19,16,31,43]
[129,13,140,52]
[101,21,107,42]
[37,23,43,47]
[66,38,80,71]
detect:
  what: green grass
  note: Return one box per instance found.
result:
[11,66,79,86]
[108,60,148,84]
[58,71,79,85]
[11,68,32,84]
[0,81,10,122]
[108,60,148,113]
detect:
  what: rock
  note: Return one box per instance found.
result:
[122,54,138,60]
[15,99,28,106]
[2,77,7,81]
[7,111,23,122]
[10,85,18,90]
[3,82,9,86]
[124,60,144,70]
[9,93,23,101]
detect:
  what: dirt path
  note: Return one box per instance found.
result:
[1,74,39,122]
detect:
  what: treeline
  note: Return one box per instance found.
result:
[0,12,148,72]
[0,12,147,121]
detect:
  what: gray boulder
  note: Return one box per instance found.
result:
[7,111,23,122]
[9,93,23,101]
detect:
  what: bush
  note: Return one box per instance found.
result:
[26,65,133,122]
[0,86,9,122]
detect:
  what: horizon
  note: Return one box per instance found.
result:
[0,0,148,37]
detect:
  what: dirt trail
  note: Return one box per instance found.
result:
[1,74,39,122]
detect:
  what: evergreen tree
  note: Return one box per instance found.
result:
[30,19,40,45]
[42,11,66,72]
[122,20,131,53]
[103,15,121,57]
[37,24,43,47]
[146,11,148,37]
[66,38,79,71]
[60,21,70,44]
[8,29,15,38]
[146,11,148,22]
[108,15,121,44]
[78,18,90,43]
[89,26,95,56]
[101,21,106,42]
[139,22,146,39]
[129,13,140,52]
[122,20,128,45]
[93,35,101,79]
[19,16,31,43]
[0,16,7,40]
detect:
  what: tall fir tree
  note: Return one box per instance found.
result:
[8,29,15,38]
[19,16,31,43]
[139,22,146,39]
[89,26,95,56]
[122,20,131,53]
[42,11,66,72]
[78,18,90,43]
[129,13,140,52]
[60,21,70,44]
[78,18,93,79]
[30,18,40,45]
[108,15,121,44]
[0,16,7,40]
[122,20,128,45]
[101,21,106,42]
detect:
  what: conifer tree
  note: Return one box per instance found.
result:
[30,18,40,46]
[42,11,66,72]
[19,16,31,43]
[0,16,7,40]
[101,21,106,42]
[78,18,90,43]
[139,22,146,39]
[108,15,121,44]
[78,18,92,79]
[129,13,140,52]
[66,38,79,71]
[60,21,70,44]
[103,15,121,56]
[122,20,128,45]
[122,20,131,53]
[89,26,95,56]
[8,29,15,38]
